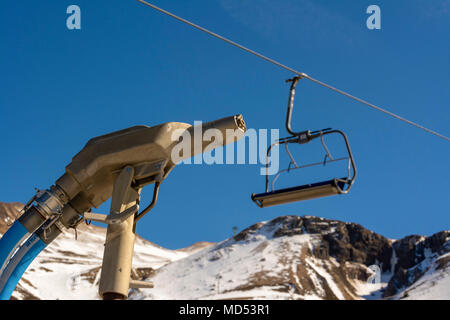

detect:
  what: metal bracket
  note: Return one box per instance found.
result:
[129,279,154,289]
[84,161,166,225]
[83,205,139,225]
[106,204,138,225]
[83,166,141,225]
[83,212,108,224]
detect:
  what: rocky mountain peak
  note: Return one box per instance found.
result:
[231,215,448,299]
[233,215,393,271]
[384,230,449,298]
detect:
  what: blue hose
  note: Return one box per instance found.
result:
[0,221,30,276]
[0,233,46,300]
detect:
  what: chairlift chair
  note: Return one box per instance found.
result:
[252,76,357,208]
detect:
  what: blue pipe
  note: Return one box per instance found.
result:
[0,233,46,300]
[0,221,30,276]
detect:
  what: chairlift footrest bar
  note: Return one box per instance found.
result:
[252,178,348,208]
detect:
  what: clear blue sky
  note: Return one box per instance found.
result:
[0,0,449,249]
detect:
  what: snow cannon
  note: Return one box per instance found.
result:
[0,114,246,300]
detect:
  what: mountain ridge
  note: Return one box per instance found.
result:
[139,215,448,300]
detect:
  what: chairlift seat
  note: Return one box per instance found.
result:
[252,178,348,208]
[251,77,357,209]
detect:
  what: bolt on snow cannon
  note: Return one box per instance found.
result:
[0,115,246,300]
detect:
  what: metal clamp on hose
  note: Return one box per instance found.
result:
[14,186,68,237]
[34,188,65,218]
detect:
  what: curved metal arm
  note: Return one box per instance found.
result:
[134,182,160,223]
[327,130,357,193]
[286,76,309,137]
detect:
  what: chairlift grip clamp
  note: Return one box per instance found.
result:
[297,130,312,144]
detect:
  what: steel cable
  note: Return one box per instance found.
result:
[137,0,450,142]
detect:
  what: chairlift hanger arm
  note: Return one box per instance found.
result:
[285,76,306,138]
[285,76,333,140]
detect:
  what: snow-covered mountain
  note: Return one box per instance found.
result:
[0,202,212,300]
[137,216,449,300]
[0,202,448,300]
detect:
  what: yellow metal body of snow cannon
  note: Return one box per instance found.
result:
[1,115,246,300]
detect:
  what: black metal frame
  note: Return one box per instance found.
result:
[134,181,160,223]
[262,130,356,193]
[252,76,357,207]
